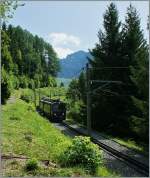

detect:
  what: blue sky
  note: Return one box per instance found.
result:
[9,1,149,58]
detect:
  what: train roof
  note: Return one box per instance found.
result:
[40,97,65,104]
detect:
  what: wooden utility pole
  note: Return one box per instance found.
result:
[86,63,91,136]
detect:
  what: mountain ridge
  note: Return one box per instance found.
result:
[58,50,91,79]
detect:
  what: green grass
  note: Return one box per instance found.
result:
[64,99,148,155]
[97,166,120,177]
[2,90,119,176]
[12,88,148,156]
[2,99,71,162]
[99,131,148,155]
[112,137,148,155]
[3,159,90,177]
[66,116,148,155]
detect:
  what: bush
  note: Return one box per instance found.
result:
[67,101,80,120]
[20,91,34,103]
[20,94,31,103]
[19,75,29,88]
[60,136,102,174]
[27,104,35,111]
[67,101,86,125]
[9,74,20,90]
[25,158,38,171]
[28,79,35,89]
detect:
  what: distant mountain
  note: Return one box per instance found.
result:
[58,50,91,78]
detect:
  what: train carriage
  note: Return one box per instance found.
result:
[39,97,66,122]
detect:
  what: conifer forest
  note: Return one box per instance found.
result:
[1,1,149,177]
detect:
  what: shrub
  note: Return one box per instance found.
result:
[20,94,32,103]
[67,101,80,121]
[28,79,35,89]
[27,105,35,111]
[9,74,20,90]
[19,75,29,88]
[60,136,102,174]
[25,158,38,171]
[67,101,86,125]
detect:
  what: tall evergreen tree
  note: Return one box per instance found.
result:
[89,3,126,132]
[122,5,149,141]
[1,30,13,71]
[88,3,149,140]
[1,22,60,103]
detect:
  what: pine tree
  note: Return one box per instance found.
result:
[78,71,86,102]
[67,79,80,102]
[89,3,126,132]
[1,29,13,71]
[60,82,64,87]
[122,5,149,141]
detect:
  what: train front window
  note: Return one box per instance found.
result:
[52,103,65,112]
[52,104,59,112]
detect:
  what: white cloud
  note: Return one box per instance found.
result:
[48,32,80,46]
[46,32,81,58]
[54,47,74,58]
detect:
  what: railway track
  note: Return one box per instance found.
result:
[62,122,149,177]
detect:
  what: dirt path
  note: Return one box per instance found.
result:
[7,90,21,104]
[7,95,16,104]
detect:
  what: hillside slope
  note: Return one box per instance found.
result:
[58,50,91,78]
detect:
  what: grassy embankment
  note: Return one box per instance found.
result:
[20,87,148,154]
[65,102,148,155]
[2,89,118,177]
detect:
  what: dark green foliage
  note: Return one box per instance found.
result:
[1,67,11,104]
[67,101,81,122]
[18,76,29,88]
[89,3,127,132]
[20,93,33,103]
[78,72,86,102]
[88,3,149,142]
[25,158,38,171]
[48,76,57,87]
[67,3,149,144]
[6,24,59,80]
[67,79,80,102]
[66,78,86,124]
[66,73,86,125]
[79,103,87,126]
[60,82,64,87]
[1,30,13,71]
[121,5,149,142]
[60,136,102,174]
[1,23,60,103]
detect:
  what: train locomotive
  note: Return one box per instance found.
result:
[39,97,66,122]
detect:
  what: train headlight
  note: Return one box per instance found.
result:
[54,113,57,116]
[62,113,64,116]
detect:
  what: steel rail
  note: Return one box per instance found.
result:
[62,122,149,177]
